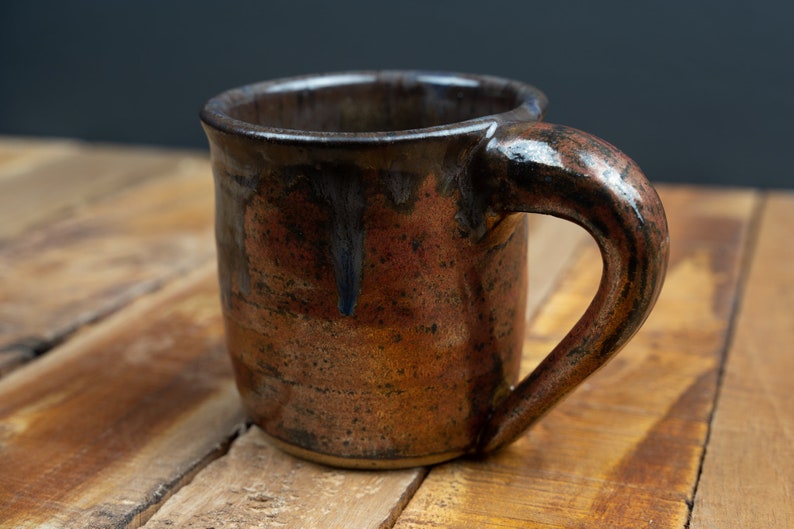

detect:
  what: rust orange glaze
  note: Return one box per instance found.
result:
[201,72,668,468]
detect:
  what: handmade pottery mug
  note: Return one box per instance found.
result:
[200,71,668,469]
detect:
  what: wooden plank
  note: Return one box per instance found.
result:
[0,264,247,529]
[0,141,205,242]
[393,186,759,528]
[0,154,215,375]
[130,206,587,528]
[525,214,590,322]
[690,192,794,529]
[142,428,426,529]
[0,137,81,180]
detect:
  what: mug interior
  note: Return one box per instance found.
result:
[203,72,546,137]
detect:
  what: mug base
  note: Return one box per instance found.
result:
[261,430,466,470]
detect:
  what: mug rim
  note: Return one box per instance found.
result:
[199,70,548,145]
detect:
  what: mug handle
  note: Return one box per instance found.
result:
[474,120,669,454]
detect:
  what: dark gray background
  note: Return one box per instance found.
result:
[1,1,792,188]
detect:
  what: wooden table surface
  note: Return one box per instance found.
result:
[0,137,791,528]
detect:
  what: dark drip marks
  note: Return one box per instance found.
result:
[306,167,366,316]
[214,171,261,306]
[217,129,495,317]
[298,146,491,317]
[284,161,444,318]
[379,169,421,211]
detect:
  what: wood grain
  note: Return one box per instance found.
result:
[0,264,246,529]
[0,137,81,180]
[2,137,778,529]
[142,428,426,529]
[0,139,205,242]
[525,214,590,323]
[690,192,794,529]
[393,186,759,528]
[0,153,215,375]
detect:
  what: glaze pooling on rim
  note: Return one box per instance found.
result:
[200,70,548,141]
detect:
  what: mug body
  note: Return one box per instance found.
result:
[201,72,545,468]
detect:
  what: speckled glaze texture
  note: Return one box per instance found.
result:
[200,71,669,469]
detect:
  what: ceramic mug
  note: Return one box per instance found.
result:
[200,71,668,469]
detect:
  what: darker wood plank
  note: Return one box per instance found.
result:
[0,153,215,375]
[0,264,246,529]
[393,186,760,528]
[690,192,794,529]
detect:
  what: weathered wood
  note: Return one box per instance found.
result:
[142,428,426,529]
[0,137,81,180]
[0,139,205,242]
[0,264,246,529]
[2,136,779,529]
[525,214,591,323]
[393,186,759,528]
[0,153,215,375]
[690,192,794,529]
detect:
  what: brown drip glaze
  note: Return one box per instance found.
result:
[201,71,667,468]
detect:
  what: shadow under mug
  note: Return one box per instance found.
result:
[200,71,669,469]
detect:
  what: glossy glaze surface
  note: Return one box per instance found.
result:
[201,71,668,468]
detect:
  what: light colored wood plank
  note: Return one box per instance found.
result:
[0,137,81,180]
[142,428,426,529]
[0,264,246,529]
[0,141,205,241]
[690,192,794,529]
[526,214,590,322]
[0,154,215,375]
[393,186,759,529]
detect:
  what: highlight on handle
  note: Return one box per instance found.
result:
[474,120,669,454]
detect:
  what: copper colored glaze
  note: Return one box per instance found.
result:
[201,71,668,469]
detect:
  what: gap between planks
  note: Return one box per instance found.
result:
[0,145,216,376]
[682,187,766,529]
[0,137,588,528]
[0,200,588,528]
[689,191,794,529]
[0,263,247,529]
[392,186,760,529]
